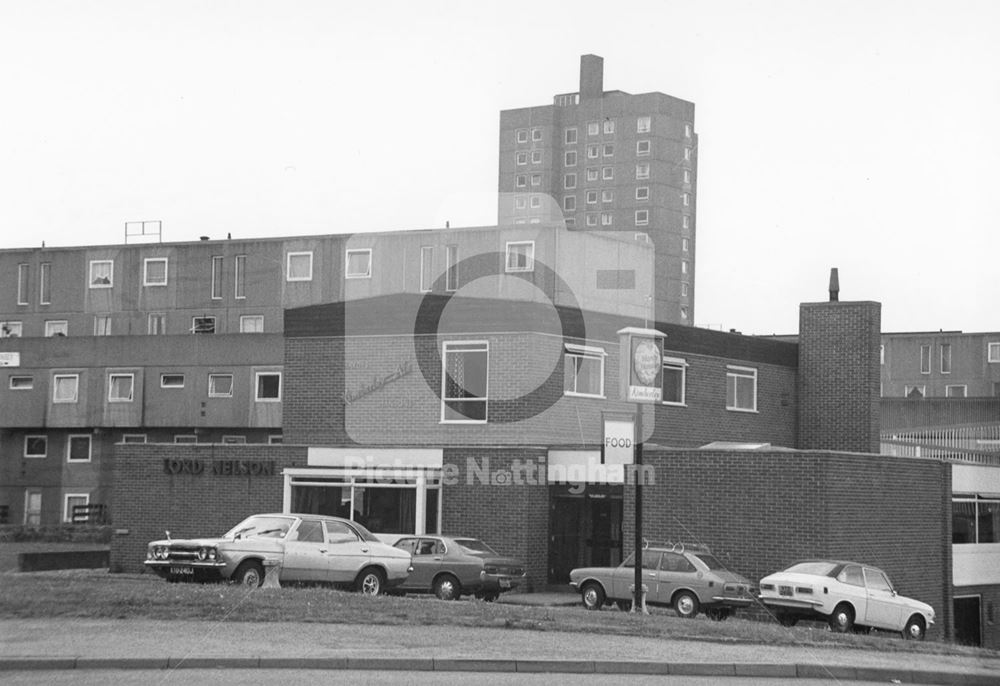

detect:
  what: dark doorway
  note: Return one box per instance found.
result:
[954,595,982,647]
[548,485,623,585]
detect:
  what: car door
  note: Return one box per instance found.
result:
[612,550,660,601]
[655,552,697,605]
[863,567,904,630]
[321,520,372,583]
[407,538,444,591]
[282,519,327,582]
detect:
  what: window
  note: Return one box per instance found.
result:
[682,238,689,252]
[39,262,51,305]
[192,316,216,334]
[586,190,598,204]
[420,247,434,292]
[602,166,614,180]
[636,163,650,180]
[635,210,649,226]
[587,121,599,136]
[240,315,264,333]
[726,366,757,412]
[286,251,313,281]
[530,173,541,187]
[880,344,885,365]
[601,189,614,202]
[637,116,651,133]
[256,372,282,401]
[505,242,534,272]
[564,344,605,398]
[661,358,687,405]
[989,342,1000,363]
[636,140,650,156]
[681,282,690,297]
[222,435,246,444]
[920,344,931,374]
[636,187,649,201]
[953,494,1000,544]
[586,167,599,182]
[514,196,527,210]
[17,264,29,305]
[10,375,33,390]
[24,436,47,458]
[531,127,542,141]
[946,385,967,398]
[565,217,576,228]
[941,343,952,374]
[67,435,91,462]
[587,144,600,159]
[1,321,22,338]
[211,256,224,299]
[174,435,198,444]
[209,374,234,398]
[122,434,147,444]
[586,214,598,227]
[64,494,89,523]
[603,120,615,134]
[45,320,68,337]
[682,261,689,274]
[108,373,134,402]
[564,127,577,144]
[143,258,168,286]
[905,385,925,398]
[530,150,541,164]
[515,129,527,143]
[345,249,372,279]
[564,150,577,166]
[685,123,692,137]
[529,196,541,209]
[683,169,691,184]
[683,215,690,230]
[441,341,488,423]
[515,151,527,165]
[24,489,42,526]
[160,373,185,388]
[52,374,79,403]
[682,193,690,206]
[446,245,458,291]
[268,435,284,444]
[684,147,692,161]
[515,174,527,188]
[564,173,577,189]
[563,196,576,211]
[236,254,248,299]
[93,315,112,336]
[603,143,614,157]
[89,260,113,288]
[148,313,166,335]
[601,213,613,226]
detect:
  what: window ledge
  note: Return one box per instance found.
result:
[725,407,759,414]
[564,392,606,400]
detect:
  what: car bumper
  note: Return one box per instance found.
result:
[759,596,825,610]
[709,595,755,607]
[480,573,524,593]
[145,560,228,581]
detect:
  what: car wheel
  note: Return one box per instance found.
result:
[433,574,461,601]
[902,615,926,641]
[580,582,605,611]
[233,561,264,588]
[355,567,385,596]
[673,591,699,619]
[705,608,730,621]
[828,603,855,633]
[776,613,798,627]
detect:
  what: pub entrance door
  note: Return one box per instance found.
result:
[547,485,623,585]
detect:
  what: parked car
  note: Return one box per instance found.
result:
[388,535,525,601]
[145,513,412,594]
[569,544,755,620]
[758,560,935,639]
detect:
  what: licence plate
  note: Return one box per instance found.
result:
[779,585,793,597]
[499,578,512,589]
[170,566,194,575]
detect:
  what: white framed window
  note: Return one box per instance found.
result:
[587,121,599,136]
[586,167,599,182]
[441,340,488,423]
[515,174,527,188]
[637,116,651,133]
[682,238,689,252]
[531,127,542,141]
[240,315,264,333]
[1,321,22,338]
[905,384,925,399]
[683,215,691,230]
[530,150,542,164]
[726,366,757,412]
[682,261,689,275]
[160,373,185,388]
[108,373,134,402]
[192,316,216,334]
[529,218,541,224]
[564,173,577,190]
[602,166,614,180]
[684,147,692,161]
[940,343,952,374]
[505,241,535,272]
[143,258,168,286]
[94,315,112,336]
[64,493,90,523]
[587,144,599,159]
[236,254,248,300]
[515,151,528,165]
[10,375,33,390]
[681,282,690,297]
[683,169,691,184]
[563,196,576,211]
[24,435,47,458]
[601,212,613,226]
[601,189,614,203]
[682,193,690,206]
[565,217,576,228]
[45,320,68,337]
[603,143,614,157]
[603,120,615,134]
[39,263,51,305]
[636,187,649,201]
[24,489,42,526]
[662,357,688,405]
[636,163,650,180]
[515,129,528,144]
[345,249,372,279]
[286,251,313,281]
[174,435,198,444]
[208,373,234,398]
[222,435,246,444]
[52,374,79,403]
[89,260,113,288]
[635,210,649,226]
[563,343,605,398]
[564,127,577,144]
[586,190,598,205]
[148,312,166,335]
[989,342,1000,363]
[17,264,29,305]
[529,196,541,209]
[66,434,92,462]
[255,372,282,401]
[420,246,434,292]
[268,434,284,444]
[514,196,527,210]
[946,385,967,398]
[684,122,692,137]
[880,344,885,365]
[564,150,577,167]
[636,140,650,156]
[211,255,224,299]
[586,214,598,227]
[446,245,458,292]
[121,434,147,444]
[920,344,931,374]
[530,173,541,187]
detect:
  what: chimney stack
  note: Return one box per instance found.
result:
[580,54,604,100]
[828,268,839,302]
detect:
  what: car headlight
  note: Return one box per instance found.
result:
[484,565,498,574]
[197,548,207,561]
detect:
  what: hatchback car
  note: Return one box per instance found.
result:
[145,513,412,594]
[569,544,755,620]
[390,535,526,601]
[758,560,935,639]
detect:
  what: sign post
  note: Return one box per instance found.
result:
[618,327,665,614]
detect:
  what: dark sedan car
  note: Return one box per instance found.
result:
[389,535,525,601]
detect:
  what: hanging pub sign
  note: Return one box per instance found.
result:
[618,327,666,404]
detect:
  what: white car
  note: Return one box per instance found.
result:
[759,560,935,639]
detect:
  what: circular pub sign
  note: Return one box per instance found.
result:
[632,340,661,385]
[620,328,664,404]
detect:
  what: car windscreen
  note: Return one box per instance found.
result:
[224,515,296,539]
[782,561,839,577]
[692,553,725,570]
[455,539,498,555]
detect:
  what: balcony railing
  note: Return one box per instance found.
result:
[71,504,109,525]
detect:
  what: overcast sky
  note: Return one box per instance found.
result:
[1,1,997,335]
